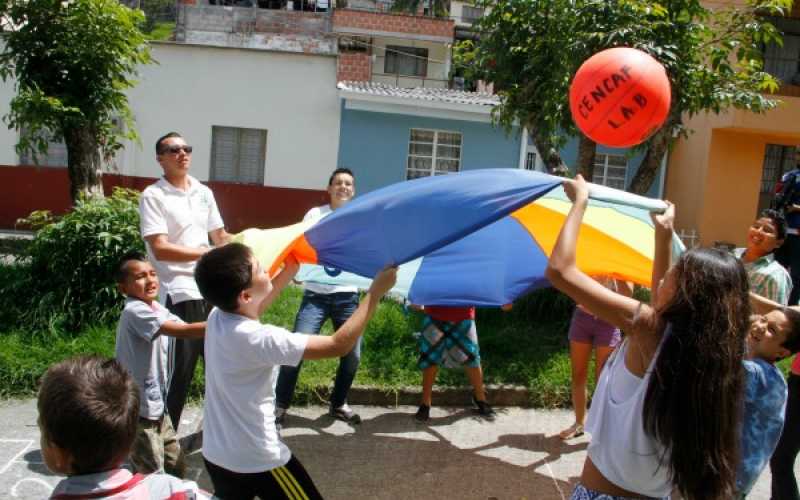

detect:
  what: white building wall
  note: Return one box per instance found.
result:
[0,72,18,165]
[121,42,341,190]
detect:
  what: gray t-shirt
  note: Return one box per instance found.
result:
[115,298,182,420]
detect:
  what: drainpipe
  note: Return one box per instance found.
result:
[658,149,668,199]
[518,127,528,169]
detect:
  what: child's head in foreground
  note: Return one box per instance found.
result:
[115,251,159,303]
[195,242,271,314]
[748,307,800,363]
[37,355,139,475]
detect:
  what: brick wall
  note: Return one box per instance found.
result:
[333,9,454,39]
[337,52,372,82]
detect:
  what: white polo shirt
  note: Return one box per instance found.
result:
[140,176,225,304]
[302,204,358,295]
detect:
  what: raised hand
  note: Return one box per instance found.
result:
[369,266,398,297]
[651,201,675,233]
[563,174,590,205]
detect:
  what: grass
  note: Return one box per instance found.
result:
[143,21,175,41]
[0,285,582,407]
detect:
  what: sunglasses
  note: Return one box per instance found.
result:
[161,145,193,155]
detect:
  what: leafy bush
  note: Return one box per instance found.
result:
[2,188,144,334]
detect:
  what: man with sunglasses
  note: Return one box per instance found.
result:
[139,132,231,430]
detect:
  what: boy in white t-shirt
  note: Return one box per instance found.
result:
[194,242,396,499]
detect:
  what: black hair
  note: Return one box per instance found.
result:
[114,251,148,283]
[155,132,182,154]
[328,167,355,186]
[781,307,800,355]
[195,243,254,312]
[38,356,139,475]
[759,208,787,241]
[643,247,750,500]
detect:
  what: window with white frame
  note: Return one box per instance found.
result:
[407,129,462,180]
[210,126,267,185]
[385,46,428,77]
[19,127,68,167]
[592,152,628,189]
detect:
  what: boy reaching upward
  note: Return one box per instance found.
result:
[194,243,396,499]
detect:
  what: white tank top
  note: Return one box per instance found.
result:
[585,337,672,498]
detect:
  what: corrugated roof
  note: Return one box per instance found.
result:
[337,81,500,107]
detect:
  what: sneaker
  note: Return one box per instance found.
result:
[472,396,497,421]
[414,404,431,422]
[329,403,361,424]
[275,406,287,427]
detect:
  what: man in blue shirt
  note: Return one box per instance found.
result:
[774,147,800,305]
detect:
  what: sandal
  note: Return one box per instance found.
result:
[559,423,584,440]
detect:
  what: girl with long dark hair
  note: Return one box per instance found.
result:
[545,175,750,500]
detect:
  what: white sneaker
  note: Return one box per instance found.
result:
[329,403,361,424]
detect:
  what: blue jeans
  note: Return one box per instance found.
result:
[275,290,361,409]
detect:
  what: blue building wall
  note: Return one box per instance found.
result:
[338,103,664,198]
[532,135,663,198]
[338,106,522,195]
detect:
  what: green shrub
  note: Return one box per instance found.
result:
[3,188,144,334]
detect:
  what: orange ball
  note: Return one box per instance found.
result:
[569,47,671,148]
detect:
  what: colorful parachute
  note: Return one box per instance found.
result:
[234,169,683,307]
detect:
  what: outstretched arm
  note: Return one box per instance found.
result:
[159,321,205,339]
[545,175,647,333]
[649,202,675,308]
[258,256,300,314]
[303,267,398,359]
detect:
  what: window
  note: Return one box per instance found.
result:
[385,46,428,77]
[525,152,537,171]
[592,152,628,189]
[19,127,68,167]
[462,5,484,23]
[210,126,267,185]
[760,144,796,195]
[764,33,800,84]
[407,129,462,180]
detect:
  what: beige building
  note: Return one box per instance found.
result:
[667,1,800,248]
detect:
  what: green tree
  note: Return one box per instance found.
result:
[456,0,787,193]
[0,0,153,203]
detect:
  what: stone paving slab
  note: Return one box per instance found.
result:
[0,399,792,499]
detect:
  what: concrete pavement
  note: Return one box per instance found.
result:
[0,399,789,499]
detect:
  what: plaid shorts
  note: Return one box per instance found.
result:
[417,316,480,370]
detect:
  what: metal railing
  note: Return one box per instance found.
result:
[371,55,449,88]
[764,55,800,84]
[677,229,701,250]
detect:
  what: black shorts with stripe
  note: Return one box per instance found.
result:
[204,455,323,500]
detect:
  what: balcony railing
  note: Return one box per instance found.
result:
[371,55,449,88]
[371,72,449,88]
